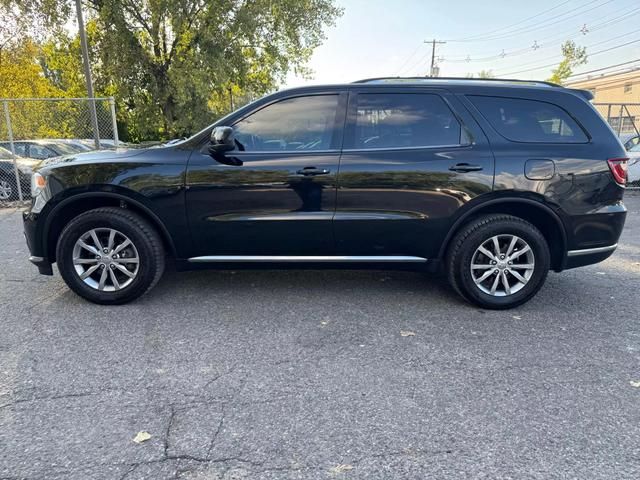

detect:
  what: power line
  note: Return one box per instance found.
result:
[568,59,640,79]
[395,43,425,76]
[446,0,573,42]
[444,7,640,63]
[498,38,640,77]
[492,29,640,73]
[447,0,612,43]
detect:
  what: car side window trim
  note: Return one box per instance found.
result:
[197,91,347,155]
[467,94,591,144]
[343,90,472,151]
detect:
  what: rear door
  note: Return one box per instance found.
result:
[334,87,494,259]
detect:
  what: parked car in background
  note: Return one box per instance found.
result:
[0,140,88,160]
[76,139,134,150]
[22,78,628,308]
[620,133,640,151]
[627,142,640,185]
[0,146,38,201]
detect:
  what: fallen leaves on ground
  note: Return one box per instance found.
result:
[132,431,152,443]
[329,464,354,475]
[400,330,416,337]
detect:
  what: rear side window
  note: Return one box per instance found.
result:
[352,93,465,149]
[469,96,588,143]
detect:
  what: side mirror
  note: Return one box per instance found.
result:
[208,126,242,166]
[209,126,235,153]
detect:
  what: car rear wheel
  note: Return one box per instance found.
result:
[446,214,550,309]
[56,207,165,304]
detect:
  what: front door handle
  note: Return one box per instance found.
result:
[449,163,483,173]
[296,167,331,176]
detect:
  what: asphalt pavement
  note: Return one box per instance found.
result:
[1,193,639,479]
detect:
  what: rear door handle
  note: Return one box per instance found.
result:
[296,167,331,176]
[449,163,483,172]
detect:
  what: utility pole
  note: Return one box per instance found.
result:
[75,0,101,149]
[424,39,446,77]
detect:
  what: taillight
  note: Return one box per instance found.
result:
[607,158,628,186]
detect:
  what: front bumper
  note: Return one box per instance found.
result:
[23,209,53,275]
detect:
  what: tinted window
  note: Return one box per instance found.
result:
[0,143,26,156]
[29,144,56,159]
[233,95,339,152]
[353,93,463,149]
[470,96,587,143]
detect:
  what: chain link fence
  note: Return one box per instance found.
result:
[593,103,640,136]
[0,97,118,208]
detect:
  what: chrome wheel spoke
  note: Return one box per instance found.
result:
[477,245,495,260]
[114,263,135,278]
[108,268,121,290]
[78,240,99,255]
[509,269,527,284]
[113,239,132,255]
[509,245,531,261]
[107,229,116,251]
[80,264,101,280]
[117,257,139,264]
[490,273,501,294]
[506,236,518,256]
[511,263,534,270]
[501,271,511,295]
[73,257,98,265]
[97,267,108,290]
[471,264,493,270]
[90,229,103,251]
[491,236,501,257]
[476,268,496,283]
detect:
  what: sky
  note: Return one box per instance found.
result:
[285,0,640,87]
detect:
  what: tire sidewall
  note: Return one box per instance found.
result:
[57,212,159,304]
[454,220,550,309]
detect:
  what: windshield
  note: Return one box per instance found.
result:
[630,143,640,153]
[48,142,87,155]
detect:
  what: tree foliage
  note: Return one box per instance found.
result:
[547,40,587,85]
[5,0,342,141]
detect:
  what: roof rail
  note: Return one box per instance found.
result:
[353,76,563,88]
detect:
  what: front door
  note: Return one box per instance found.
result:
[334,89,494,260]
[186,92,346,257]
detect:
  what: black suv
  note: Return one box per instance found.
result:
[23,78,628,308]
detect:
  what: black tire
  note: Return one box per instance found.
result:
[56,207,165,305]
[446,214,550,310]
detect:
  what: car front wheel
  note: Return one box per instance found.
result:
[446,214,550,309]
[56,207,165,304]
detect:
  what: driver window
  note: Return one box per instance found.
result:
[233,95,339,152]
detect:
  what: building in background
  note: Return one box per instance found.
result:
[567,68,640,135]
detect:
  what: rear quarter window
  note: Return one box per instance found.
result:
[469,95,588,144]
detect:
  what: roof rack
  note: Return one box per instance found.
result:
[353,76,562,88]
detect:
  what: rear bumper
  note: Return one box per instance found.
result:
[564,243,617,269]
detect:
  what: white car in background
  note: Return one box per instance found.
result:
[627,143,640,185]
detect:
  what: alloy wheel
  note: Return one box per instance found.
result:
[470,234,535,297]
[72,228,140,291]
[0,180,12,200]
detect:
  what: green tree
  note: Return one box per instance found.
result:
[7,0,343,141]
[547,40,587,85]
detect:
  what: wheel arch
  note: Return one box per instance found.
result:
[43,191,177,262]
[439,197,567,271]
